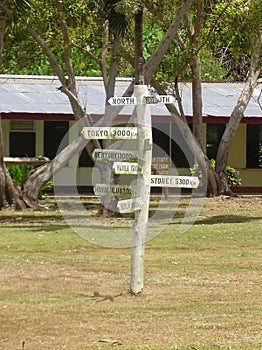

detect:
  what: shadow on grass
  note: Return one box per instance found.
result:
[184,214,262,225]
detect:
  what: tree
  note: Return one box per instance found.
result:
[21,0,194,209]
[0,0,32,209]
[1,0,260,210]
[216,27,262,193]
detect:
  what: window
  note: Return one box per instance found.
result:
[207,124,225,160]
[170,123,194,168]
[9,120,35,157]
[79,148,94,167]
[152,123,170,157]
[10,132,35,157]
[246,124,262,168]
[44,121,69,160]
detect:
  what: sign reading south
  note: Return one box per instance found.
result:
[144,95,175,105]
[151,175,199,188]
[82,127,138,140]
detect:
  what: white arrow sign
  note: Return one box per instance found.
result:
[92,149,137,162]
[150,175,199,188]
[81,127,138,140]
[113,162,140,175]
[144,95,175,105]
[94,184,137,197]
[108,96,137,106]
[117,198,143,213]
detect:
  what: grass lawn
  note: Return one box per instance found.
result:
[0,195,262,350]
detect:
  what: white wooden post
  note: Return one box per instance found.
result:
[130,84,152,294]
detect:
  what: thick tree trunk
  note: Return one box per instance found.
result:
[22,134,87,207]
[0,114,26,209]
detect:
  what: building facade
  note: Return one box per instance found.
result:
[1,75,261,192]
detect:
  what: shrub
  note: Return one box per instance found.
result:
[7,165,53,199]
[190,159,241,187]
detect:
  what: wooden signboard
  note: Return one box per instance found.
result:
[152,156,170,175]
[94,184,137,197]
[117,198,143,213]
[82,127,138,140]
[113,162,140,175]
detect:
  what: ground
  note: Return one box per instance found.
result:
[0,196,262,350]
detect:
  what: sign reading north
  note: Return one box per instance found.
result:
[94,184,137,197]
[113,162,140,175]
[93,149,137,162]
[151,175,199,188]
[82,127,138,139]
[108,96,137,106]
[117,198,143,213]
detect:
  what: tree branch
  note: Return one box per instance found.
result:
[57,0,75,90]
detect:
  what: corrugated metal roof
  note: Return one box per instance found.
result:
[0,75,261,118]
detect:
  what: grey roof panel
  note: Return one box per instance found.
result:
[0,75,261,118]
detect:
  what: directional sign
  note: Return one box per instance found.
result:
[94,184,137,197]
[81,127,138,140]
[144,95,175,105]
[113,162,140,175]
[150,175,199,188]
[108,96,137,106]
[117,198,143,213]
[92,149,137,162]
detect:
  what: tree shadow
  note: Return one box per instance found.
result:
[188,214,262,225]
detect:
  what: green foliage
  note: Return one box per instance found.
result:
[7,165,53,199]
[190,159,241,187]
[7,165,34,187]
[207,0,262,80]
[225,165,242,187]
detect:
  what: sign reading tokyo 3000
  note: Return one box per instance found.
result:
[81,127,138,140]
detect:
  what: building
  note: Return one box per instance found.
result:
[0,75,261,192]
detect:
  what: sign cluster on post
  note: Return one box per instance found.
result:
[81,93,199,214]
[81,90,200,295]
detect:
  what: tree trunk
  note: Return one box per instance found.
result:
[144,0,193,83]
[134,9,144,85]
[22,134,87,207]
[0,114,7,207]
[215,28,262,193]
[191,54,204,151]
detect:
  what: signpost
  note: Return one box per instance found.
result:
[113,162,140,175]
[81,89,199,295]
[81,126,138,140]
